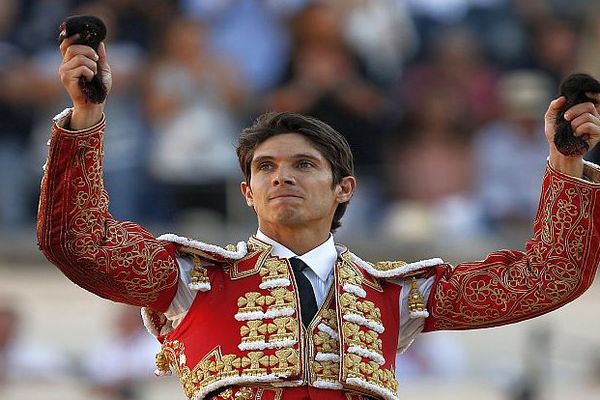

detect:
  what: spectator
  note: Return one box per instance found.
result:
[473,70,552,230]
[0,0,35,230]
[0,303,69,383]
[82,306,160,400]
[143,17,244,222]
[382,87,479,242]
[181,0,307,94]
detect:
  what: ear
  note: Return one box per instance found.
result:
[240,181,254,207]
[334,176,356,204]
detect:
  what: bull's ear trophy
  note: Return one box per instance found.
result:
[554,73,600,156]
[58,15,107,103]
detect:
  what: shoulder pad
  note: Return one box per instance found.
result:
[157,233,247,262]
[345,251,443,279]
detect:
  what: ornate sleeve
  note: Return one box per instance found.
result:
[37,110,179,312]
[423,161,600,331]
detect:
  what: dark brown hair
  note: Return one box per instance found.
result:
[236,112,354,233]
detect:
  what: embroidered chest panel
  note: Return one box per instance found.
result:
[157,248,402,400]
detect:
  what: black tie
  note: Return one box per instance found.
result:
[289,257,318,327]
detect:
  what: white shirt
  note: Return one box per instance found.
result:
[255,230,335,307]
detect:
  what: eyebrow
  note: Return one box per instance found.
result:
[252,153,322,166]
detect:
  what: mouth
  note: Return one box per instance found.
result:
[269,194,303,201]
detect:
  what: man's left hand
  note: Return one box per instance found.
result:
[545,94,600,177]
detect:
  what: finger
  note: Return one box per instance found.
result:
[63,44,99,65]
[98,42,106,62]
[564,102,599,121]
[97,42,109,72]
[570,112,600,134]
[62,65,95,83]
[61,54,98,75]
[572,121,600,138]
[59,34,80,57]
[545,96,566,120]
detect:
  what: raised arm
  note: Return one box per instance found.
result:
[37,35,178,312]
[423,95,600,331]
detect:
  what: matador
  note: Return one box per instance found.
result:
[37,29,600,400]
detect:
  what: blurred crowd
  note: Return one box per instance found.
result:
[3,2,600,399]
[3,0,600,243]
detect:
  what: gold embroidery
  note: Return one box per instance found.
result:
[267,317,298,343]
[429,168,596,330]
[407,277,426,314]
[240,320,268,344]
[313,330,339,354]
[340,292,362,317]
[358,301,382,325]
[259,258,290,284]
[155,348,170,375]
[216,354,243,378]
[190,254,210,286]
[373,260,407,271]
[339,263,363,286]
[269,348,300,374]
[233,386,254,400]
[313,359,340,382]
[237,292,264,314]
[241,351,270,376]
[319,308,338,331]
[267,287,296,310]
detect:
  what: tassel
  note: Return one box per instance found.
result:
[189,255,211,291]
[408,278,429,319]
[154,349,172,376]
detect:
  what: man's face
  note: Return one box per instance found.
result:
[241,133,354,233]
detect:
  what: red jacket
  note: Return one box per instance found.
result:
[37,111,600,400]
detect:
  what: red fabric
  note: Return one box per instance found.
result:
[210,386,374,399]
[424,164,600,331]
[37,117,179,312]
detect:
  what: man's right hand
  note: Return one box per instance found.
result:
[58,35,112,130]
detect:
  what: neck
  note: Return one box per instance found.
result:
[259,224,331,255]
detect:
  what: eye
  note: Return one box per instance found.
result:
[297,160,314,169]
[257,162,273,171]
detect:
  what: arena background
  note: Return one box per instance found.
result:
[1,1,599,399]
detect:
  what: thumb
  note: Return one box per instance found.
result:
[545,96,566,122]
[98,42,108,69]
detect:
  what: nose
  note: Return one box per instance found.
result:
[272,166,295,186]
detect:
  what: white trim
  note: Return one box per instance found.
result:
[397,337,416,354]
[349,252,443,279]
[346,377,397,400]
[317,323,339,340]
[263,307,295,319]
[315,352,340,362]
[238,338,297,351]
[312,380,344,390]
[153,368,172,377]
[141,307,173,337]
[158,234,248,260]
[343,283,367,298]
[234,311,265,321]
[259,278,291,290]
[347,346,385,366]
[192,374,290,400]
[53,107,73,122]
[271,380,304,387]
[343,313,385,334]
[409,310,430,319]
[234,307,295,321]
[188,282,211,292]
[141,307,159,337]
